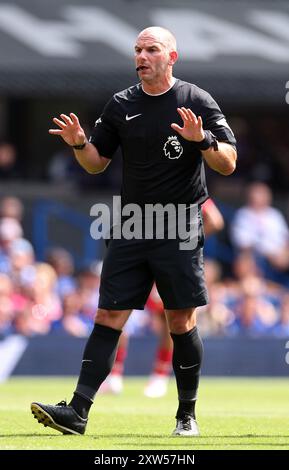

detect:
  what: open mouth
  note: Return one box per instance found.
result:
[137,65,149,71]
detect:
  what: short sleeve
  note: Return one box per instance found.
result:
[198,91,236,147]
[89,97,120,159]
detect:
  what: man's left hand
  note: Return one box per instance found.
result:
[171,107,205,142]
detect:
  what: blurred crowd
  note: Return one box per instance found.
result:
[1,180,289,340]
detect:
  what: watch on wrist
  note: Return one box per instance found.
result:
[72,142,86,150]
[195,130,218,151]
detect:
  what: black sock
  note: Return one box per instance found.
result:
[70,393,92,419]
[170,326,203,420]
[69,323,121,418]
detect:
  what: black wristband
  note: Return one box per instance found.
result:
[72,142,86,150]
[195,130,218,151]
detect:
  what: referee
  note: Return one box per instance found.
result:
[31,26,236,436]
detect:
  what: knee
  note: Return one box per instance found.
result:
[95,308,111,326]
[94,308,130,330]
[167,311,197,335]
[169,317,189,334]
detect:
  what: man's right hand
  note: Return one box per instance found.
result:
[49,113,86,147]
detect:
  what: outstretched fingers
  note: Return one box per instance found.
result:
[187,108,198,123]
[177,107,188,122]
[197,115,203,129]
[172,108,204,141]
[60,113,73,125]
[171,122,182,132]
[49,116,67,135]
[70,113,79,125]
[177,107,198,125]
[52,117,66,129]
[49,112,79,135]
[49,129,63,135]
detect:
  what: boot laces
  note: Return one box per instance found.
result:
[56,400,67,407]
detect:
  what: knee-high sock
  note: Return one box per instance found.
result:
[70,323,121,416]
[170,326,203,419]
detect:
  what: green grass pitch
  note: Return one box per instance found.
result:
[0,377,289,450]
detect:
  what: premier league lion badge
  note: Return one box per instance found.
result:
[163,135,183,159]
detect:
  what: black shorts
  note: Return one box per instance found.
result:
[98,208,209,310]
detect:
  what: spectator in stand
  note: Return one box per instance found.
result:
[197,259,234,337]
[15,263,62,336]
[8,238,35,289]
[0,217,23,274]
[46,247,76,299]
[0,239,37,326]
[52,292,90,338]
[230,182,289,285]
[0,142,18,179]
[232,251,283,305]
[0,273,15,337]
[0,196,24,222]
[76,266,100,326]
[225,275,278,337]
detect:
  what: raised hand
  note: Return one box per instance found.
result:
[171,107,205,142]
[49,113,86,147]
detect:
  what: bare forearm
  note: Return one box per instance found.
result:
[73,142,109,174]
[201,142,236,176]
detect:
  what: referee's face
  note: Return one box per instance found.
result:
[134,33,171,83]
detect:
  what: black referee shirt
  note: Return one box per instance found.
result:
[90,79,236,206]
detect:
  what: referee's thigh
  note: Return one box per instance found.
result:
[148,238,208,309]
